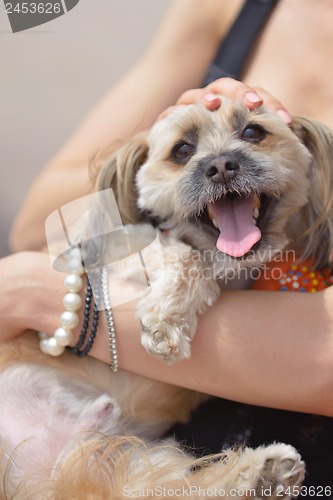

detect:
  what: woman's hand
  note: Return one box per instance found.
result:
[0,252,64,341]
[160,77,292,124]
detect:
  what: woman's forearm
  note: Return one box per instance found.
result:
[92,285,333,417]
[2,252,332,416]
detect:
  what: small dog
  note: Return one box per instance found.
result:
[97,98,333,362]
[4,97,333,497]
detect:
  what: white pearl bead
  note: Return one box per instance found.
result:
[54,327,73,346]
[68,257,84,275]
[64,273,83,293]
[40,337,65,356]
[63,292,82,311]
[69,247,82,259]
[60,310,79,329]
[38,331,48,340]
[40,338,51,353]
[40,338,50,354]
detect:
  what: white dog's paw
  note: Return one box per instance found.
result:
[140,319,192,363]
[250,443,305,498]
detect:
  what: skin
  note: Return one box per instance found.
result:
[3,0,333,415]
[1,252,333,417]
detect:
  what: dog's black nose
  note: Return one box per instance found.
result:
[205,157,240,184]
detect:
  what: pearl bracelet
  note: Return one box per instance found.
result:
[39,248,114,368]
[39,246,84,356]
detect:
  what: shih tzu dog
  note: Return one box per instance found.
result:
[3,97,333,497]
[97,97,333,362]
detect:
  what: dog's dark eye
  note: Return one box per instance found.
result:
[241,125,267,143]
[171,141,195,163]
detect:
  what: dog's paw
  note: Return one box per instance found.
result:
[252,443,305,498]
[140,319,191,363]
[79,394,121,434]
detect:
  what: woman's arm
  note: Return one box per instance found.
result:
[100,287,333,418]
[9,0,244,252]
[2,252,332,417]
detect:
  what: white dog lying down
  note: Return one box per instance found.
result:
[5,97,333,497]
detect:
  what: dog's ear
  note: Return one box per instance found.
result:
[96,134,149,224]
[291,117,333,266]
[80,135,149,268]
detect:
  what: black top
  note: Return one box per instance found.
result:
[169,1,333,495]
[204,0,279,84]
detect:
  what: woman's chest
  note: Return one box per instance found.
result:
[241,0,333,126]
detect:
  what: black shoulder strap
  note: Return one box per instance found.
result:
[204,0,279,85]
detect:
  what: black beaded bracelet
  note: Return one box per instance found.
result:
[67,279,92,353]
[67,277,100,358]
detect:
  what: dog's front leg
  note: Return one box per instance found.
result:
[138,240,220,362]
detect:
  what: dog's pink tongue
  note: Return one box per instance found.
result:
[209,195,261,257]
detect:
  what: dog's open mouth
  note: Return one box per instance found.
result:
[204,192,271,258]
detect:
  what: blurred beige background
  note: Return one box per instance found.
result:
[0,0,169,257]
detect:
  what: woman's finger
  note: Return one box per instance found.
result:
[206,77,263,109]
[177,79,262,110]
[253,86,292,124]
[175,77,292,123]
